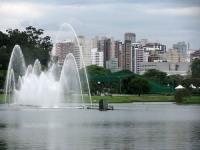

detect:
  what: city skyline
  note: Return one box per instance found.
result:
[0,0,200,50]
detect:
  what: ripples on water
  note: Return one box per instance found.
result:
[0,103,200,149]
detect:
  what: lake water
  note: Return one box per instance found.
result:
[0,102,200,150]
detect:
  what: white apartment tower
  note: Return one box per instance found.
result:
[74,36,92,69]
[91,48,104,67]
[132,43,144,74]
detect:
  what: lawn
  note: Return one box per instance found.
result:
[83,95,174,103]
[181,96,200,104]
[0,94,14,103]
[0,94,199,104]
[0,94,5,103]
[83,95,133,103]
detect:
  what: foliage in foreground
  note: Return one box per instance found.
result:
[190,58,200,78]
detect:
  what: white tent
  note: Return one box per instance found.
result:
[190,84,196,89]
[175,85,185,89]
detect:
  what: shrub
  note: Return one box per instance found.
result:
[174,88,191,103]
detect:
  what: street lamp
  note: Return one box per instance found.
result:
[97,81,101,95]
[167,75,174,94]
[117,76,121,95]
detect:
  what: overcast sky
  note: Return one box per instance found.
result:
[0,0,200,50]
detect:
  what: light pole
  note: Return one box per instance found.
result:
[155,76,160,85]
[117,76,121,95]
[92,74,97,81]
[104,73,109,88]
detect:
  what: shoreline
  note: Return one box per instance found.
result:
[1,94,200,104]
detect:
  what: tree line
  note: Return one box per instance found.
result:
[85,62,200,97]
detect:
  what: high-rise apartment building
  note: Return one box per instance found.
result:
[114,41,122,68]
[91,48,103,67]
[114,41,121,58]
[98,37,107,52]
[121,40,132,71]
[124,33,136,43]
[110,37,115,59]
[132,43,144,74]
[103,38,111,67]
[74,36,91,68]
[55,41,74,64]
[91,36,99,48]
[173,42,187,59]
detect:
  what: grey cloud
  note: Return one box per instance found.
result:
[2,0,200,7]
[0,0,200,49]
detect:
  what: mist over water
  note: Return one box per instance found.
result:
[5,23,91,107]
[5,45,83,107]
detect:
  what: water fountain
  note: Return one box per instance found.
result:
[4,23,91,107]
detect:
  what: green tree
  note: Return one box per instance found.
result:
[182,78,200,89]
[190,58,200,78]
[143,69,168,85]
[167,74,183,88]
[3,27,52,67]
[86,65,109,74]
[182,78,200,95]
[0,31,9,47]
[121,75,135,94]
[0,70,6,90]
[174,88,191,103]
[5,26,52,52]
[128,78,151,96]
[89,81,100,95]
[0,27,52,89]
[114,70,132,74]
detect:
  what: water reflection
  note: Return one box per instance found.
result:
[0,140,7,150]
[0,103,200,149]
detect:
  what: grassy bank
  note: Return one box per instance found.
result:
[0,94,5,103]
[0,94,199,104]
[0,94,14,103]
[83,95,174,103]
[181,96,200,104]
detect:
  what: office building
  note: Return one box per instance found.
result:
[139,62,190,76]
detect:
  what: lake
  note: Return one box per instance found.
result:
[0,102,200,149]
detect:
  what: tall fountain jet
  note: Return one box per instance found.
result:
[5,23,91,107]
